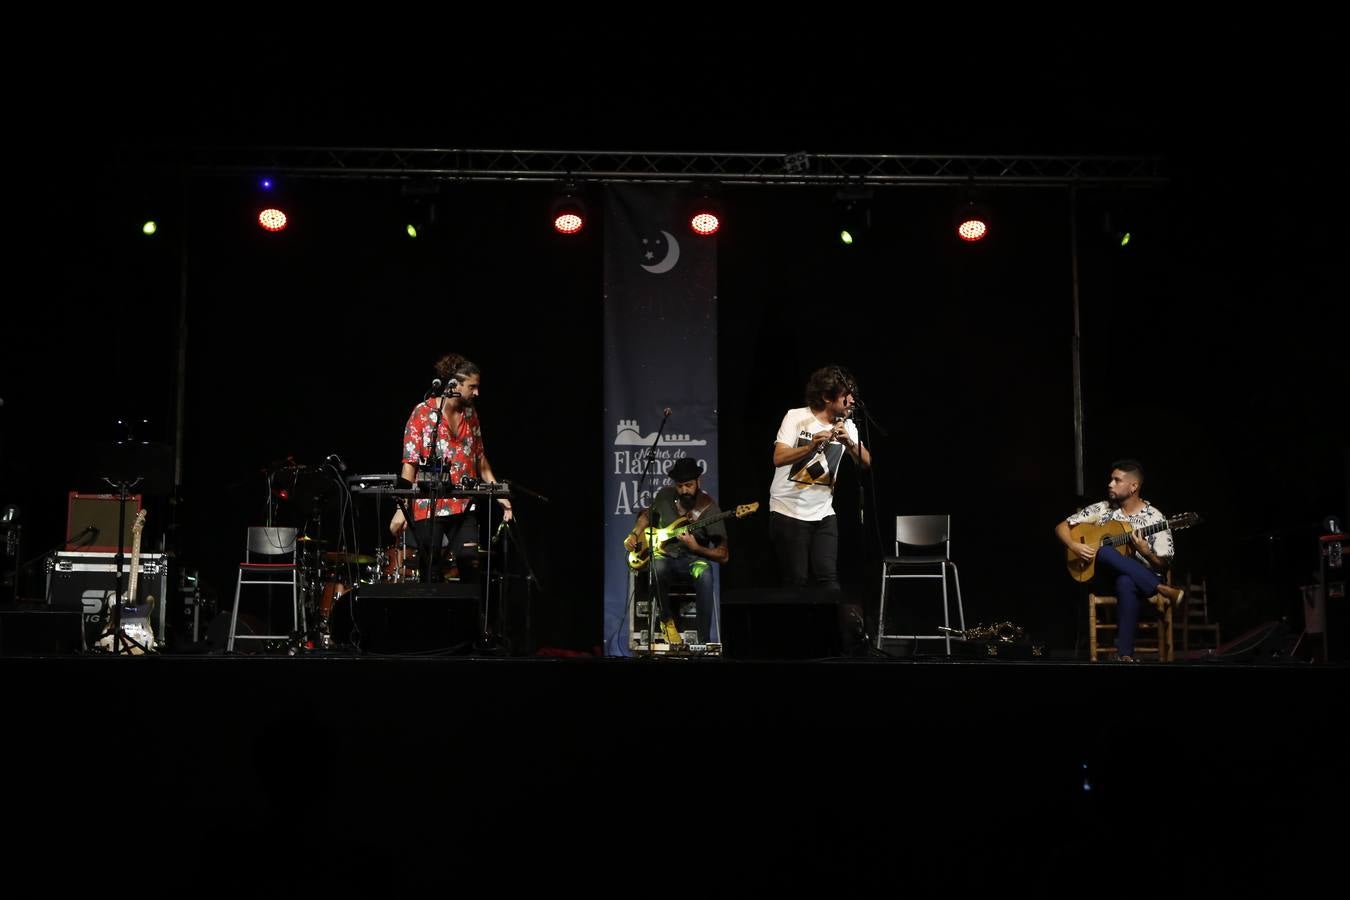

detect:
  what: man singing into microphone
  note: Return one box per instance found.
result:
[768,365,871,650]
[390,352,512,582]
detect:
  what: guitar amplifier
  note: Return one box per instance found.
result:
[46,551,168,648]
[65,492,144,553]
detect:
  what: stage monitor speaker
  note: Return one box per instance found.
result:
[719,586,841,659]
[329,582,480,653]
[0,605,83,655]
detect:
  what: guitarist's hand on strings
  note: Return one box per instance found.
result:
[624,512,650,552]
[675,532,699,550]
[1128,531,1160,567]
[1070,542,1096,562]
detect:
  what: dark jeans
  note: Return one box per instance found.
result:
[650,555,715,643]
[769,512,839,589]
[411,512,480,583]
[770,512,866,653]
[1093,546,1163,657]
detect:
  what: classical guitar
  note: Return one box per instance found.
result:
[1065,511,1200,582]
[94,509,157,654]
[626,502,760,572]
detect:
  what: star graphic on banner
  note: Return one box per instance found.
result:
[644,250,655,260]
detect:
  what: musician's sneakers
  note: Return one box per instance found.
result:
[662,618,686,647]
[1153,584,1185,607]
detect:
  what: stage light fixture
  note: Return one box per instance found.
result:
[688,185,722,236]
[691,211,720,236]
[551,185,586,235]
[954,198,990,242]
[1103,211,1134,248]
[258,208,288,232]
[835,186,872,246]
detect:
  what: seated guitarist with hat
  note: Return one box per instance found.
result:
[623,457,729,646]
[1055,459,1184,661]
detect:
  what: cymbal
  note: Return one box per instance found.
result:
[323,551,375,564]
[297,535,321,543]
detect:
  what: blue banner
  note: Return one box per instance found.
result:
[602,186,718,655]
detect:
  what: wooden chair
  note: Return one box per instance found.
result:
[1177,575,1221,653]
[1088,573,1176,661]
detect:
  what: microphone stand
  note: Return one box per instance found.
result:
[485,483,548,654]
[848,395,894,658]
[633,409,673,654]
[420,387,451,586]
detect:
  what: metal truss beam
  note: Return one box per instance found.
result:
[149,147,1165,187]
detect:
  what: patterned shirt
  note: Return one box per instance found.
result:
[401,400,484,520]
[1067,500,1174,574]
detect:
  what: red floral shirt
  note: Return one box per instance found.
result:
[401,400,484,520]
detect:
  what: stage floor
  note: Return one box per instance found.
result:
[5,652,1345,888]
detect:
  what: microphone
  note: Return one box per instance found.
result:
[430,378,443,393]
[663,407,672,418]
[325,454,348,473]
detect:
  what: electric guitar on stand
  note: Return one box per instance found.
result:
[94,509,157,654]
[1065,511,1201,582]
[626,502,760,571]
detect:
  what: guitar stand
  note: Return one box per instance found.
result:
[92,618,154,656]
[90,477,155,656]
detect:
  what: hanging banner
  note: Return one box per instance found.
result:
[602,185,718,655]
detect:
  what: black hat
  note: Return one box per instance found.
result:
[669,457,703,483]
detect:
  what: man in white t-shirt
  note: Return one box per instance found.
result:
[1055,459,1184,661]
[769,365,872,649]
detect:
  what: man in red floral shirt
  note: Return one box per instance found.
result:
[390,353,512,582]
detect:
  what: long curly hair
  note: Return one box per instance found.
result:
[804,365,856,411]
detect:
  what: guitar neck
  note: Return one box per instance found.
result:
[125,513,146,602]
[1102,518,1168,547]
[126,538,142,600]
[681,509,735,532]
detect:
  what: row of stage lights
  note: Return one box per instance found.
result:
[136,181,1134,248]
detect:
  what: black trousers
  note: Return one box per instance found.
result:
[410,512,480,583]
[769,511,867,653]
[769,512,839,589]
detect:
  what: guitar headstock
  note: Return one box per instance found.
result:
[1170,511,1201,530]
[734,502,760,518]
[132,509,147,537]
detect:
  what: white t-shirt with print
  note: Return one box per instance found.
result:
[769,407,862,522]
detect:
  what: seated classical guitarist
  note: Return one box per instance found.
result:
[1055,459,1183,661]
[623,457,729,646]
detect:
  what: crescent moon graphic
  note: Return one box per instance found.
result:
[641,230,680,274]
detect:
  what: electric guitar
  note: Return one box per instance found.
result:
[1065,511,1201,582]
[94,509,157,654]
[626,502,760,571]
